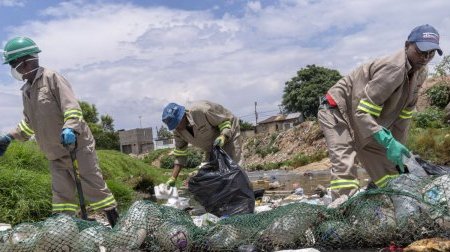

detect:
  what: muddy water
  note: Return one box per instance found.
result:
[247,168,371,195]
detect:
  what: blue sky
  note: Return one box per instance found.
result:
[1,0,449,133]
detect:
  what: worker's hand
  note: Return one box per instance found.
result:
[386,140,410,173]
[373,128,410,173]
[166,176,176,188]
[213,135,226,147]
[60,128,76,146]
[0,134,12,156]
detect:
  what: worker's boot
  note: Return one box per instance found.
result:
[104,207,119,228]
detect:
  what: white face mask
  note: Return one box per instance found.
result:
[10,58,39,81]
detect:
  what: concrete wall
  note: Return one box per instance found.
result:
[119,127,154,154]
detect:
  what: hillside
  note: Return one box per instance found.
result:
[242,121,328,171]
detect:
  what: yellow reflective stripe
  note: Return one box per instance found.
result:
[375,174,399,188]
[329,184,359,190]
[399,109,413,119]
[52,203,78,212]
[64,109,83,122]
[90,195,116,210]
[329,179,360,190]
[357,100,382,117]
[173,149,188,156]
[218,121,232,131]
[19,120,34,136]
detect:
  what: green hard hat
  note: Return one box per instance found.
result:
[3,37,41,64]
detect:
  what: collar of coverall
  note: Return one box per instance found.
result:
[20,66,44,91]
[185,109,196,127]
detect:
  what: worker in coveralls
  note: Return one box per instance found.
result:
[161,100,242,187]
[318,24,443,200]
[0,37,119,227]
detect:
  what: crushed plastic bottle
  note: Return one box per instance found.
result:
[403,155,428,177]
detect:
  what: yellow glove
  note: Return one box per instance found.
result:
[166,176,176,187]
[214,135,226,147]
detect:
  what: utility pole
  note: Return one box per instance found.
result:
[254,101,258,133]
[138,115,142,128]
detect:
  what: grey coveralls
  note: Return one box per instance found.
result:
[318,50,427,198]
[10,67,116,214]
[173,100,242,166]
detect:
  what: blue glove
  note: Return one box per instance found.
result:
[60,128,76,146]
[0,134,12,156]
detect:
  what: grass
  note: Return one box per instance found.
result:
[407,127,450,165]
[0,142,171,224]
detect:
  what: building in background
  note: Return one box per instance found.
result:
[118,127,154,154]
[256,112,304,133]
[154,138,175,150]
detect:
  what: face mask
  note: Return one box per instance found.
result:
[10,58,39,81]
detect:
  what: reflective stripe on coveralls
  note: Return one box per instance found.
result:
[375,174,400,188]
[399,109,413,119]
[52,203,78,212]
[218,120,232,131]
[89,195,117,210]
[329,179,360,190]
[173,149,188,156]
[18,120,34,137]
[64,109,83,122]
[357,100,382,117]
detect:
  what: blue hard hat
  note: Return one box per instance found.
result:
[407,24,443,56]
[162,103,186,130]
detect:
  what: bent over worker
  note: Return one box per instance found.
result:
[0,37,119,226]
[161,100,242,187]
[318,24,443,199]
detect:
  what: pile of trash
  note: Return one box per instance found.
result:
[0,170,448,251]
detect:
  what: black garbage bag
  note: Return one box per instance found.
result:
[188,147,255,217]
[415,157,450,175]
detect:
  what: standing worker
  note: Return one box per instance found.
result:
[318,24,443,200]
[0,37,119,226]
[161,100,242,187]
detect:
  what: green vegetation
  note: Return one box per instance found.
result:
[0,142,170,225]
[413,107,446,129]
[282,64,342,117]
[150,148,204,169]
[426,84,450,109]
[407,126,450,165]
[79,100,120,150]
[239,119,254,131]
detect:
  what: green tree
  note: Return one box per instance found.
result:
[101,114,115,132]
[434,55,450,78]
[157,125,172,139]
[282,65,342,117]
[79,101,99,124]
[239,119,254,131]
[79,101,119,150]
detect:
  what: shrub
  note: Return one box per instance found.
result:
[285,150,328,168]
[160,155,175,169]
[159,148,204,169]
[413,107,445,128]
[426,84,450,109]
[407,127,450,165]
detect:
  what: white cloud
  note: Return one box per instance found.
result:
[1,0,450,132]
[0,0,25,7]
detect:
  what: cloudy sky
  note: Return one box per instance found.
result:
[0,0,449,134]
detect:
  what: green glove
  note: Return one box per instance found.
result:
[213,135,226,147]
[373,128,411,173]
[166,176,176,187]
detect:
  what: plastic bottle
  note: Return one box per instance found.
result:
[402,155,428,177]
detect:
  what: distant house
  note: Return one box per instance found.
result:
[256,112,304,133]
[118,128,154,155]
[154,138,175,150]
